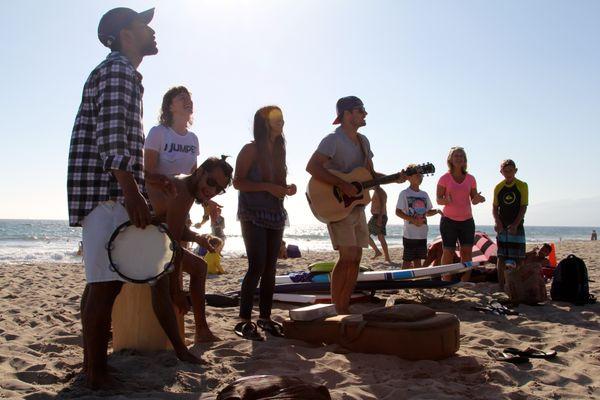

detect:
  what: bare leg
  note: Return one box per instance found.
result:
[181,250,219,343]
[402,260,413,269]
[82,281,122,389]
[497,256,506,291]
[80,284,89,375]
[459,246,473,282]
[368,236,382,259]
[441,249,456,281]
[378,234,391,263]
[150,277,201,364]
[331,246,361,314]
[413,258,423,268]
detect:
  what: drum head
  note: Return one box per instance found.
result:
[108,223,175,283]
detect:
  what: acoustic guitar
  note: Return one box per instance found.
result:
[306,163,435,223]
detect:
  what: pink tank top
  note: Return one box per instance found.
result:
[437,172,476,221]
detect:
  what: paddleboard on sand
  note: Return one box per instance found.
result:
[273,279,457,294]
[273,292,371,304]
[275,261,481,284]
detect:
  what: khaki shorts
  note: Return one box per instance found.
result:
[327,206,369,250]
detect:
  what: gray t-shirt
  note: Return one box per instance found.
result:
[316,127,374,173]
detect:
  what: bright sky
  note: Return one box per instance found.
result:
[1,0,599,227]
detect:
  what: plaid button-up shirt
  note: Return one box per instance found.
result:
[67,52,145,227]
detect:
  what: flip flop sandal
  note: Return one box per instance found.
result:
[472,306,502,316]
[488,350,530,364]
[504,347,557,360]
[256,319,285,338]
[234,322,264,341]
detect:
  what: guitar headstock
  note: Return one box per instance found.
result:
[404,162,435,176]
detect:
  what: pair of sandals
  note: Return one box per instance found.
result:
[234,319,284,341]
[489,347,557,364]
[472,301,520,316]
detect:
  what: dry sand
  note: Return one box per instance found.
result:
[1,241,599,399]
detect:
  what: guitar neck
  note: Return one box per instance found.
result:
[362,173,400,189]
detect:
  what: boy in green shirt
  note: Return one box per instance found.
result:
[493,159,528,290]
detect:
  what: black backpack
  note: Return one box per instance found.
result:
[550,254,596,305]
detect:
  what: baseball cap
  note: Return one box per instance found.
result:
[98,7,155,48]
[332,96,364,124]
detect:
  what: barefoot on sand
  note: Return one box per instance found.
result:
[195,330,221,343]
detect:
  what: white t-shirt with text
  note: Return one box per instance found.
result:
[144,125,199,176]
[396,187,433,240]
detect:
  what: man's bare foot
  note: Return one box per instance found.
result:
[385,258,392,263]
[86,370,120,390]
[371,251,382,259]
[176,349,203,364]
[195,330,221,343]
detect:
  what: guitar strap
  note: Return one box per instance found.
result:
[357,134,377,183]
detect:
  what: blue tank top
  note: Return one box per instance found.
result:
[237,162,287,230]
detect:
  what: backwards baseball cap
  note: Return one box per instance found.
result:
[98,7,155,48]
[332,96,364,124]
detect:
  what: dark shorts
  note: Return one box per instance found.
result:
[368,214,388,236]
[440,217,475,250]
[497,225,526,259]
[402,238,427,261]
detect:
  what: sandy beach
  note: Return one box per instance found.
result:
[1,241,599,399]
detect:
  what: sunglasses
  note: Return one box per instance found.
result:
[194,175,227,204]
[207,177,226,195]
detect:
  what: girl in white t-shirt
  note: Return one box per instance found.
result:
[144,86,200,178]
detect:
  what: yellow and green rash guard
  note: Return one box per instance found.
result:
[493,178,528,227]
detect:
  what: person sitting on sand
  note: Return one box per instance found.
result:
[148,156,233,343]
[195,201,226,254]
[524,243,552,268]
[367,187,392,263]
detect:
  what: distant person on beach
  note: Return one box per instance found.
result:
[67,7,199,388]
[306,96,406,314]
[493,159,528,291]
[234,106,296,341]
[396,167,441,268]
[147,156,233,343]
[592,230,598,241]
[436,147,485,282]
[367,187,391,262]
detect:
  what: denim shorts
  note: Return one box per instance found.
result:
[439,216,475,250]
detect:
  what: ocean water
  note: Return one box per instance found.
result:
[0,219,597,264]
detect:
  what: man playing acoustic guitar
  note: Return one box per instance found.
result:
[306,96,407,314]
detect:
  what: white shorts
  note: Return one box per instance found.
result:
[81,201,129,283]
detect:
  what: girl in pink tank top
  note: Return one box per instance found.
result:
[436,147,485,281]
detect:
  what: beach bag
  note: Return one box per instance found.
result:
[505,263,547,305]
[216,375,331,400]
[550,255,596,305]
[286,244,301,258]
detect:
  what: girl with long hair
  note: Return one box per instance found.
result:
[233,106,296,340]
[144,87,221,343]
[436,147,485,281]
